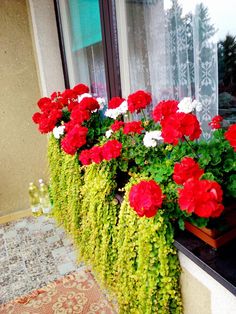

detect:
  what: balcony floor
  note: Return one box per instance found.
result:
[0,215,82,304]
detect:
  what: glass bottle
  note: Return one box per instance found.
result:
[39,179,52,215]
[28,182,42,216]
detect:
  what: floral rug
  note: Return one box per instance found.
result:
[0,269,116,314]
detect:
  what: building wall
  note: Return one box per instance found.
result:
[0,0,47,216]
[179,252,236,314]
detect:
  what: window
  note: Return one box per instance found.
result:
[54,0,121,101]
[116,0,236,138]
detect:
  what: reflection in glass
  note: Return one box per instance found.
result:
[124,0,236,138]
[59,0,107,99]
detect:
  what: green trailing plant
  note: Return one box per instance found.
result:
[78,162,119,287]
[48,135,83,236]
[114,175,182,314]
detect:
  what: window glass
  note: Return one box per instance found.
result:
[58,0,107,99]
[118,0,236,138]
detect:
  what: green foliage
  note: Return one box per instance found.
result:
[78,162,119,286]
[48,139,183,313]
[114,175,182,313]
[48,135,83,236]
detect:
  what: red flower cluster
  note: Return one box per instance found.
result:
[70,108,91,125]
[108,97,125,109]
[32,84,91,133]
[152,100,178,123]
[103,140,123,161]
[61,125,88,155]
[178,179,224,218]
[79,146,103,165]
[73,83,89,95]
[32,97,63,134]
[111,120,124,132]
[79,97,100,111]
[209,115,223,129]
[173,157,204,185]
[127,90,152,113]
[79,140,122,165]
[161,112,202,145]
[129,180,165,218]
[123,121,144,135]
[59,83,89,111]
[224,124,236,152]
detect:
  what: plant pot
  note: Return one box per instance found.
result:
[185,209,236,249]
[185,222,236,248]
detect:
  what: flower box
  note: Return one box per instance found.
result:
[185,207,236,248]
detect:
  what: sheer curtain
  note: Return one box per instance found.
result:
[125,0,218,139]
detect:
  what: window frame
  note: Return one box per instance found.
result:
[53,0,121,100]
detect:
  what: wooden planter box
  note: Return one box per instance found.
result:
[185,221,236,249]
[185,208,236,249]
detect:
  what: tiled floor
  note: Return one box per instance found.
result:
[0,215,81,304]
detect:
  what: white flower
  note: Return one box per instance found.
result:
[96,97,106,110]
[78,93,92,102]
[53,125,65,139]
[105,100,128,119]
[177,97,195,113]
[143,130,163,147]
[177,97,202,113]
[105,129,113,138]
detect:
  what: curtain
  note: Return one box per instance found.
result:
[125,0,218,139]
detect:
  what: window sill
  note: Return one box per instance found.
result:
[174,231,236,296]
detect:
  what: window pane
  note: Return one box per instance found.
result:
[119,0,236,138]
[58,0,107,99]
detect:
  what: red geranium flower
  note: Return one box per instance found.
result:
[178,179,224,218]
[180,113,202,140]
[209,115,223,129]
[152,100,178,123]
[111,120,124,132]
[61,125,88,155]
[32,112,42,124]
[37,97,51,111]
[127,90,152,113]
[61,138,78,155]
[129,180,165,218]
[35,109,62,134]
[70,108,91,124]
[108,97,125,109]
[102,140,122,161]
[161,112,201,145]
[79,97,100,112]
[123,121,144,134]
[67,100,79,112]
[61,89,78,106]
[79,149,92,165]
[173,157,204,185]
[89,146,103,164]
[73,83,89,96]
[224,124,236,151]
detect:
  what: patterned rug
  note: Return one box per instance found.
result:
[0,269,116,314]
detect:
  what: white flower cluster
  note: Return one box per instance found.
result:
[78,93,92,102]
[143,130,163,147]
[104,100,128,119]
[177,97,202,114]
[53,125,65,139]
[105,129,113,138]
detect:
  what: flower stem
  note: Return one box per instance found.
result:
[141,109,147,120]
[184,136,199,159]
